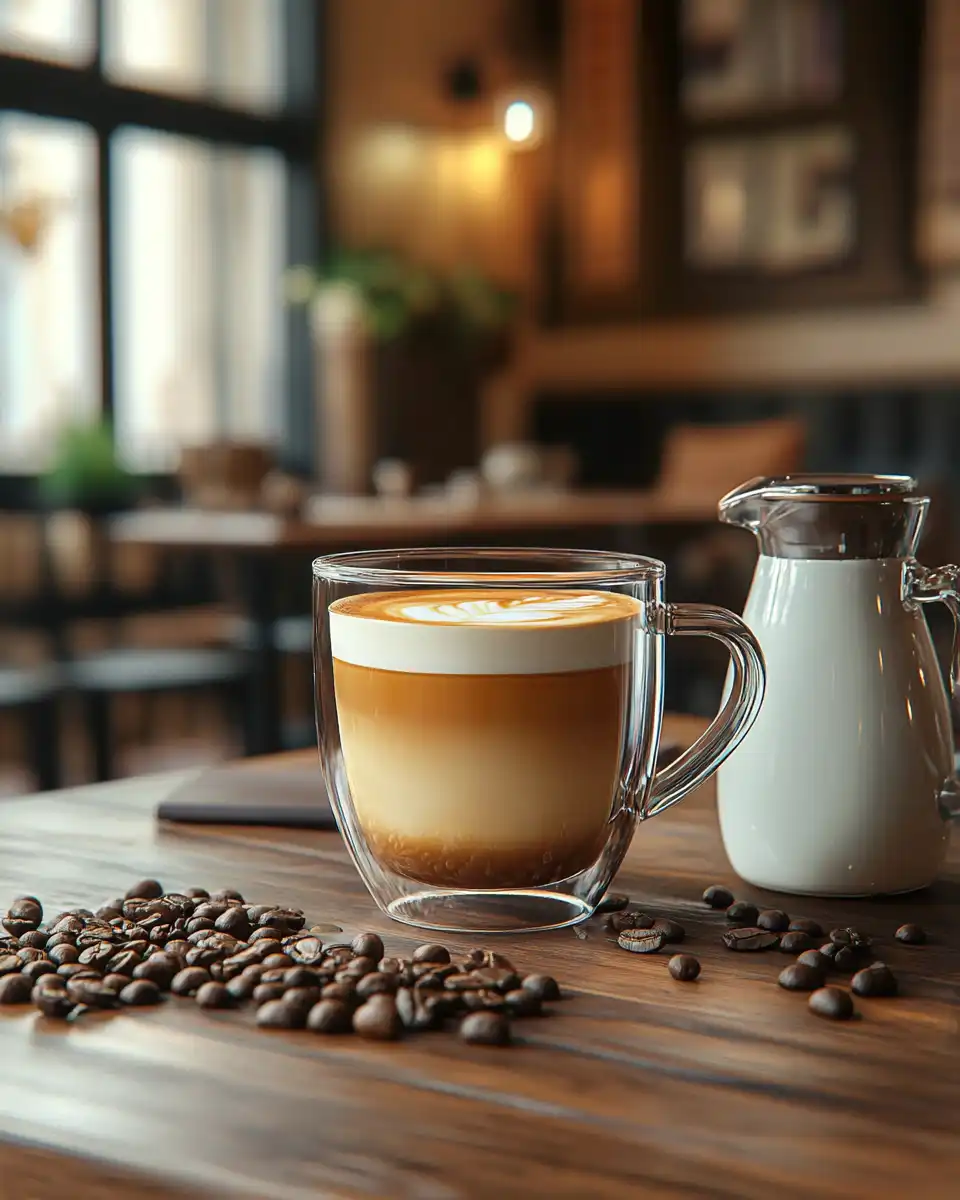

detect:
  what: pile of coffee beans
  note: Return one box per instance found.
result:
[0,884,562,1047]
[602,883,929,1021]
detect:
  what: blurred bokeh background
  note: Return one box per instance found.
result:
[0,0,955,791]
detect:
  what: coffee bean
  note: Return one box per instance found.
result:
[521,974,560,1002]
[779,963,825,992]
[725,902,759,925]
[651,919,686,944]
[185,917,215,937]
[851,963,898,998]
[596,892,631,914]
[78,943,115,969]
[797,949,832,973]
[96,905,123,922]
[895,923,926,946]
[33,984,73,1018]
[346,932,383,962]
[606,910,654,934]
[211,888,245,903]
[261,953,294,972]
[257,998,305,1029]
[171,967,211,996]
[44,933,76,951]
[1,918,35,939]
[0,954,19,976]
[460,1011,511,1046]
[667,954,701,982]
[284,986,324,1014]
[9,896,42,923]
[353,995,400,1041]
[66,978,117,1008]
[829,927,871,952]
[617,928,665,954]
[412,943,450,965]
[702,885,735,909]
[257,908,305,935]
[225,974,258,1002]
[321,980,357,1006]
[260,969,287,985]
[757,909,790,933]
[184,887,209,900]
[778,931,814,954]
[57,964,99,981]
[721,927,779,952]
[356,972,397,1000]
[119,980,162,1007]
[0,973,32,1004]
[833,947,856,972]
[340,956,377,980]
[503,988,541,1016]
[470,967,520,993]
[160,894,194,920]
[397,987,443,1031]
[280,966,316,989]
[102,973,131,994]
[43,943,77,969]
[787,918,824,938]
[287,936,324,967]
[809,986,855,1021]
[21,960,57,984]
[214,908,251,940]
[248,927,282,946]
[196,981,232,1009]
[307,998,353,1034]
[253,983,287,1006]
[51,915,84,935]
[132,956,178,989]
[191,903,229,923]
[125,879,164,900]
[18,930,47,950]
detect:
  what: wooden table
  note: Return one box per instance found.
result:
[5,716,955,1199]
[111,491,722,757]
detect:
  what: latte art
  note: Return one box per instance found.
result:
[335,589,636,628]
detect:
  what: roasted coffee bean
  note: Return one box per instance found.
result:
[0,973,32,1004]
[829,927,871,951]
[260,968,287,985]
[106,949,140,978]
[214,908,251,940]
[51,915,84,935]
[96,905,123,922]
[239,963,266,985]
[779,963,825,992]
[340,956,377,980]
[725,902,759,925]
[462,989,507,1012]
[321,980,357,1006]
[668,954,701,982]
[253,983,287,1006]
[164,940,190,962]
[444,972,484,992]
[132,956,178,989]
[66,978,117,1008]
[396,987,441,1031]
[702,884,735,909]
[244,905,273,923]
[76,929,118,950]
[809,986,855,1021]
[460,1011,510,1046]
[470,967,520,993]
[348,932,384,962]
[356,972,397,999]
[0,953,19,976]
[256,998,303,1029]
[33,984,73,1018]
[353,994,400,1041]
[414,972,445,992]
[9,896,42,923]
[192,903,229,923]
[195,981,232,1009]
[185,945,221,969]
[851,963,898,998]
[280,966,316,990]
[257,908,305,934]
[412,943,450,965]
[226,974,258,1002]
[17,948,48,965]
[606,910,654,934]
[287,936,324,966]
[171,967,211,996]
[46,944,79,967]
[617,928,665,954]
[722,927,779,952]
[797,949,832,973]
[284,986,324,1014]
[119,979,161,1007]
[895,923,926,946]
[651,919,686,944]
[57,964,99,981]
[521,974,560,1002]
[307,998,352,1034]
[21,959,57,984]
[248,926,283,945]
[44,932,76,951]
[125,879,164,900]
[160,894,194,920]
[377,956,405,975]
[184,887,209,900]
[102,973,131,994]
[778,931,814,954]
[757,909,790,933]
[477,949,517,970]
[79,943,116,969]
[833,947,856,972]
[211,888,245,903]
[185,917,215,936]
[261,953,294,972]
[788,918,824,938]
[1,918,35,939]
[503,988,541,1016]
[596,892,631,914]
[18,930,47,950]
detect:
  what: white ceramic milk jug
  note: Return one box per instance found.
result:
[716,474,960,896]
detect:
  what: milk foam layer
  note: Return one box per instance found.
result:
[329,589,641,675]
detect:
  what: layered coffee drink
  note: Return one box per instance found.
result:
[329,588,640,889]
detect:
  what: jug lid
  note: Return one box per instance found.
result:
[718,474,928,559]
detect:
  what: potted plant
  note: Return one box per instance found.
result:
[39,419,138,515]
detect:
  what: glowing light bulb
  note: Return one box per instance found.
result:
[503,100,536,144]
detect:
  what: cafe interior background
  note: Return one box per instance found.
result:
[0,0,956,794]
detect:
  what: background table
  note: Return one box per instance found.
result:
[1,716,958,1199]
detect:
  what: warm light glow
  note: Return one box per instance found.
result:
[503,100,536,144]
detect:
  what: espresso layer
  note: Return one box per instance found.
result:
[334,658,628,890]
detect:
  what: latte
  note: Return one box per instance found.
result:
[329,589,640,889]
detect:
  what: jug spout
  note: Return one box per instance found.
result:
[718,474,927,560]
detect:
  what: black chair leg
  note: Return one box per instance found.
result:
[24,696,61,793]
[86,692,113,783]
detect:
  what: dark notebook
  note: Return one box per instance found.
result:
[157,743,685,830]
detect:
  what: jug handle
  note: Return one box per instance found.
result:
[644,604,765,819]
[902,559,960,820]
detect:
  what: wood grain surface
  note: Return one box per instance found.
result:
[0,715,958,1200]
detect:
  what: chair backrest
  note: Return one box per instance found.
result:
[656,416,807,501]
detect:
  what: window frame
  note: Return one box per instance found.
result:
[0,0,322,475]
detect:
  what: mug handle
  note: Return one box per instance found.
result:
[642,603,765,819]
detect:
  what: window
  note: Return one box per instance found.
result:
[0,0,318,471]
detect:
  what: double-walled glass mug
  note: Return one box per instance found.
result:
[313,548,765,933]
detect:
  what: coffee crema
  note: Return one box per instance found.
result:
[330,589,640,890]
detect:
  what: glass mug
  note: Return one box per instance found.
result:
[313,548,765,933]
